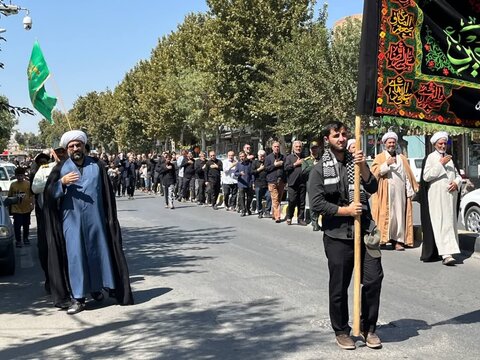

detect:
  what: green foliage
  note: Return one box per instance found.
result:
[0,95,17,150]
[38,110,70,148]
[65,1,364,152]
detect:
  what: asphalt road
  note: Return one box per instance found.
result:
[1,192,479,360]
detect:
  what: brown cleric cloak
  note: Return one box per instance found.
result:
[371,152,419,246]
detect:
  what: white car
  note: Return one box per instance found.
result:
[0,162,16,193]
[459,188,480,233]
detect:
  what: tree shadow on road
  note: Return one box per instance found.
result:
[123,225,233,278]
[0,225,231,316]
[0,298,318,360]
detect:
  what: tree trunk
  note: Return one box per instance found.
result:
[201,130,206,152]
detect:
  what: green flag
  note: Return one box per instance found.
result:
[27,41,57,124]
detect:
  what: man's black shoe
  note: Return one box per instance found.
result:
[298,220,307,226]
[247,211,252,216]
[91,291,104,302]
[56,299,72,310]
[213,205,218,210]
[67,299,85,315]
[258,213,263,219]
[312,222,321,231]
[240,212,246,217]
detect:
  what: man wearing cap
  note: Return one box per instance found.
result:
[302,140,321,231]
[371,132,419,251]
[284,140,308,225]
[44,130,133,314]
[309,121,383,350]
[419,131,461,265]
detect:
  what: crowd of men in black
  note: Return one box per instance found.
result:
[95,141,321,229]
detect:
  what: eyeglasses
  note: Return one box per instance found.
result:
[67,142,83,149]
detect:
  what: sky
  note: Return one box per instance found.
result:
[0,0,364,135]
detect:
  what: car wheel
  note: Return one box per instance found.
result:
[465,205,480,233]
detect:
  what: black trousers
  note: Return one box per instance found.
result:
[13,213,31,243]
[126,177,135,197]
[223,183,238,209]
[287,183,307,221]
[323,234,383,335]
[182,177,195,200]
[238,187,254,214]
[207,181,221,207]
[196,179,206,204]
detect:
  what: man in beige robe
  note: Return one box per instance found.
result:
[371,132,419,250]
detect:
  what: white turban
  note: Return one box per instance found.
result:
[347,139,356,150]
[381,131,398,143]
[60,130,88,148]
[430,131,449,145]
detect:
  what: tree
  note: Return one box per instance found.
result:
[0,95,17,150]
[257,11,362,139]
[206,0,315,132]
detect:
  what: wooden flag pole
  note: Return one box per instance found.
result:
[49,73,72,130]
[352,114,362,336]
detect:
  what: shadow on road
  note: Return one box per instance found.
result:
[379,309,480,343]
[0,298,317,360]
[124,225,233,278]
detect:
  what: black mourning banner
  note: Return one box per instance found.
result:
[356,0,480,128]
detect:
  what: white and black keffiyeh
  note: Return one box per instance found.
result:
[322,149,369,208]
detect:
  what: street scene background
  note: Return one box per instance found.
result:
[1,193,479,359]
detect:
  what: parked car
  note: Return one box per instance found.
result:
[459,188,480,233]
[0,161,17,193]
[0,195,16,275]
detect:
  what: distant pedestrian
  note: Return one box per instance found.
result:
[160,152,177,209]
[252,150,271,218]
[284,140,307,226]
[235,151,254,216]
[8,167,34,248]
[205,151,223,210]
[222,151,238,211]
[265,141,286,223]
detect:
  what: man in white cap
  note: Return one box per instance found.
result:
[419,131,461,265]
[371,131,418,250]
[44,130,133,314]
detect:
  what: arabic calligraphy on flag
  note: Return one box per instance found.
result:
[356,0,480,128]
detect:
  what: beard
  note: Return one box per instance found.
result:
[70,151,85,162]
[387,149,396,156]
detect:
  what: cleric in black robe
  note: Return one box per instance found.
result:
[44,132,134,310]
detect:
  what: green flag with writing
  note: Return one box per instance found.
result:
[27,41,57,124]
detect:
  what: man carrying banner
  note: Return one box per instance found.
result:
[419,131,461,265]
[309,121,383,350]
[371,132,418,251]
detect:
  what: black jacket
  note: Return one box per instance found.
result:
[195,159,206,180]
[252,159,268,188]
[284,153,305,187]
[160,161,177,186]
[265,152,286,184]
[205,159,223,183]
[309,156,377,239]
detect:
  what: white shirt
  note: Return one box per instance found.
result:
[221,158,238,184]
